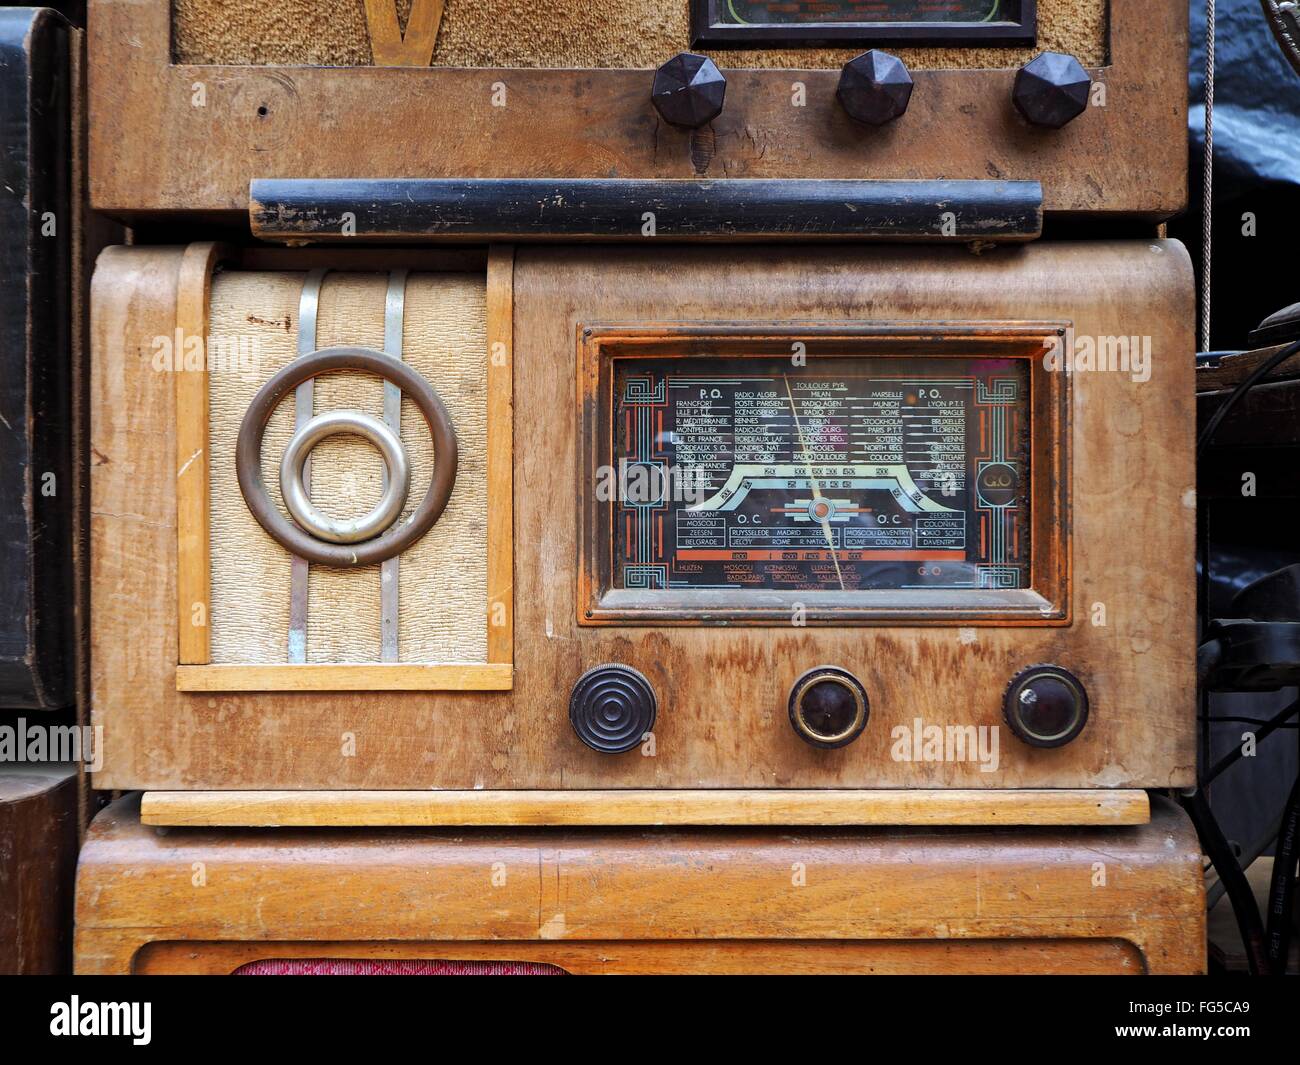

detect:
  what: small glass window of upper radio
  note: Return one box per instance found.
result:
[691,0,1036,47]
[579,326,1069,626]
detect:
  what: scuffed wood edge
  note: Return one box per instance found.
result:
[174,242,232,664]
[141,788,1151,827]
[174,662,514,692]
[485,246,514,666]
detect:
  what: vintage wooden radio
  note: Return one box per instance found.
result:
[78,0,1203,974]
[90,237,1193,809]
[86,0,1185,221]
[86,0,1196,810]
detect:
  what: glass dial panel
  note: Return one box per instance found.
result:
[720,1,1012,25]
[693,0,1035,45]
[611,355,1031,593]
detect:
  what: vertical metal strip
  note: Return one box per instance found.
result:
[288,268,328,663]
[380,270,409,662]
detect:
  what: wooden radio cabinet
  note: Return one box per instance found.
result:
[89,239,1194,805]
[75,0,1206,977]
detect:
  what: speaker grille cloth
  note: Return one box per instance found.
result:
[234,959,568,975]
[172,0,1107,70]
[207,270,488,665]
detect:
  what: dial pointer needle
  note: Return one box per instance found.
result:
[783,374,845,591]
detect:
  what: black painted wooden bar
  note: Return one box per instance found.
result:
[249,178,1043,243]
[0,9,74,710]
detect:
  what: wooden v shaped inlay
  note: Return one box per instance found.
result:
[364,0,446,67]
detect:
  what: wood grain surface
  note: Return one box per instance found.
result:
[0,765,79,973]
[139,788,1151,827]
[90,240,1195,791]
[74,793,1205,974]
[86,0,1187,218]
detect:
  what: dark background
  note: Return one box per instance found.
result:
[1176,0,1300,856]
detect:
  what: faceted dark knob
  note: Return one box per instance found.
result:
[651,52,726,129]
[1012,51,1091,129]
[836,50,913,126]
[788,666,870,749]
[570,664,657,754]
[1003,665,1089,748]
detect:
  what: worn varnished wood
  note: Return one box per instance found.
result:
[86,0,1187,219]
[90,241,1194,791]
[135,938,1145,975]
[164,245,513,691]
[363,0,445,67]
[139,789,1150,827]
[74,794,1205,974]
[0,765,79,974]
[486,246,514,665]
[90,245,187,784]
[174,663,513,692]
[1195,343,1300,394]
[248,178,1044,242]
[174,242,230,665]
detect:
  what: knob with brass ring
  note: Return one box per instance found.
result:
[1002,664,1089,748]
[237,346,457,568]
[788,666,870,750]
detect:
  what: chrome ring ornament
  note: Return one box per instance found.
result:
[279,409,411,544]
[236,346,458,568]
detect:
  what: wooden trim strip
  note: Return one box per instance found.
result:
[174,242,230,665]
[485,246,514,665]
[134,938,1146,977]
[174,663,513,692]
[141,788,1151,827]
[364,0,446,67]
[249,178,1044,242]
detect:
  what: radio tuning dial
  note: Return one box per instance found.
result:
[788,666,870,749]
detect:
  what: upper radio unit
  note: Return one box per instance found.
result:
[89,1,1184,219]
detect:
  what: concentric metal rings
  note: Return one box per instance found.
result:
[236,346,457,568]
[279,409,410,545]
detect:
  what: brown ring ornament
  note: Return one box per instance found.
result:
[236,346,458,567]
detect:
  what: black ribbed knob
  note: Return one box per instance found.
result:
[570,664,657,754]
[1003,665,1089,747]
[1012,52,1091,129]
[788,666,870,749]
[651,52,726,128]
[837,50,913,126]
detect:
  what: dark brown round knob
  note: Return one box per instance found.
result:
[1012,52,1091,129]
[570,664,657,754]
[651,52,726,129]
[788,666,870,749]
[836,50,913,126]
[1003,665,1089,748]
